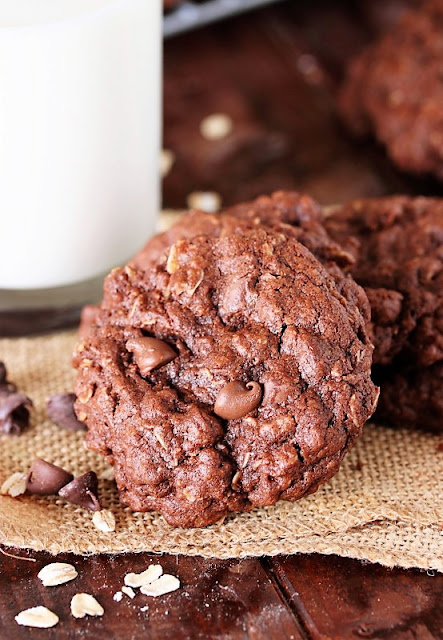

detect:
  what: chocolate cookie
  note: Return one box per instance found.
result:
[325,196,443,367]
[74,223,377,528]
[325,195,443,431]
[339,0,443,180]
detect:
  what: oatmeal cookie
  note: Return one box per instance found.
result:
[339,0,443,180]
[325,195,443,431]
[74,223,377,527]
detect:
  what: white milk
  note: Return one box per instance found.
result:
[0,0,161,289]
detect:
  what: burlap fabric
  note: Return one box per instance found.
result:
[0,331,442,571]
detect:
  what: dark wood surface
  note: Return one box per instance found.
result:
[2,2,442,638]
[1,548,442,639]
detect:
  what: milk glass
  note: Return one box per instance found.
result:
[0,0,161,334]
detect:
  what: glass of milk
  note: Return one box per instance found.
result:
[0,0,161,334]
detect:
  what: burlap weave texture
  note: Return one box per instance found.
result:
[0,331,442,571]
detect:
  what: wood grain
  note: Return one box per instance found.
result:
[267,555,443,640]
[2,548,441,639]
[0,549,305,640]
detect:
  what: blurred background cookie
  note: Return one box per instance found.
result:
[339,0,443,181]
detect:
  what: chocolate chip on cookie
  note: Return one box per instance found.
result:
[214,381,262,420]
[126,337,177,376]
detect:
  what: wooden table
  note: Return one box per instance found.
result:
[1,549,442,639]
[1,2,442,638]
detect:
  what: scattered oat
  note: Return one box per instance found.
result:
[160,149,175,178]
[124,564,163,588]
[70,593,104,619]
[38,562,78,587]
[200,113,233,140]
[99,466,115,481]
[113,591,123,602]
[140,574,180,597]
[15,606,59,628]
[92,509,116,533]
[1,472,27,497]
[140,605,149,612]
[187,191,221,213]
[121,586,136,599]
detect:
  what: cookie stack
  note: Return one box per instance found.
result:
[74,187,442,527]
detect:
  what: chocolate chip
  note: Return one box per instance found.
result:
[58,471,101,511]
[47,393,86,432]
[0,363,31,434]
[0,362,18,392]
[0,362,33,435]
[0,362,7,386]
[26,459,73,495]
[126,337,177,376]
[0,361,20,393]
[214,381,262,420]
